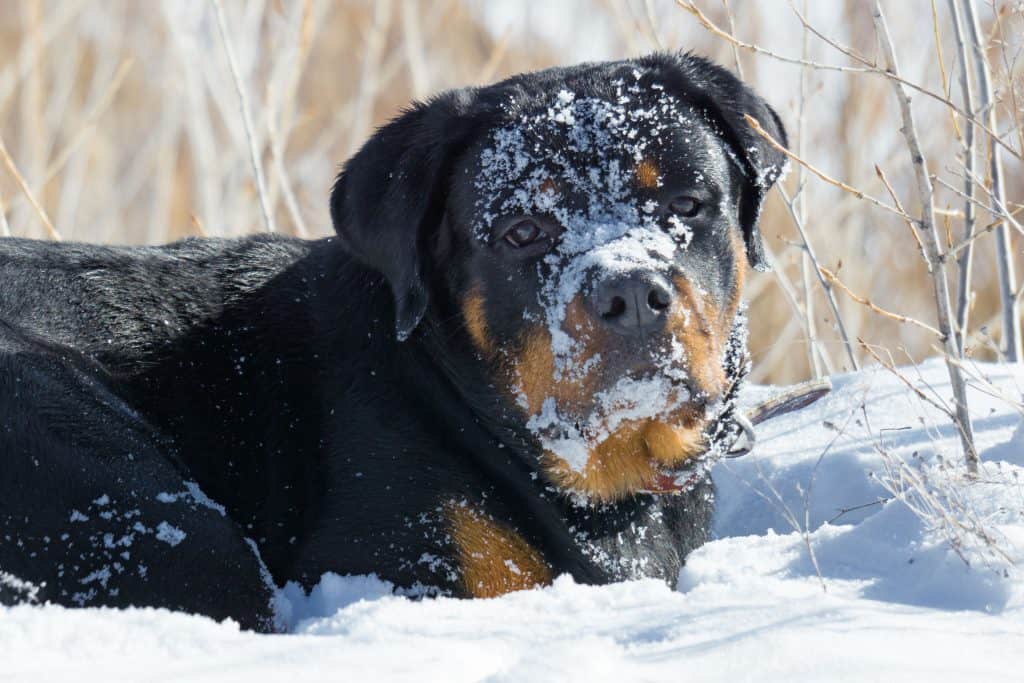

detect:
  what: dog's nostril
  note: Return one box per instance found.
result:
[602,296,627,320]
[647,288,670,311]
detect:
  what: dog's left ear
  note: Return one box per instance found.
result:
[653,53,788,271]
[331,92,475,340]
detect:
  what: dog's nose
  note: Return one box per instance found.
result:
[593,273,673,336]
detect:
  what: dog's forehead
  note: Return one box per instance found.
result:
[465,75,730,241]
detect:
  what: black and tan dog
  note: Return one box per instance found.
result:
[0,53,786,631]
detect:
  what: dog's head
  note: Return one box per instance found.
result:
[331,53,787,503]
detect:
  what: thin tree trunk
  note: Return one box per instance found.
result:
[959,0,1021,362]
[947,0,977,354]
[871,2,979,472]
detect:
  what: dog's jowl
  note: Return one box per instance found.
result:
[0,53,786,631]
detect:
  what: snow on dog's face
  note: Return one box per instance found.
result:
[447,66,780,503]
[333,54,787,504]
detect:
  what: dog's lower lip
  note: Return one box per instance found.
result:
[641,469,698,494]
[641,472,688,494]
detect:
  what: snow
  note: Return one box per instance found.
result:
[5,359,1024,681]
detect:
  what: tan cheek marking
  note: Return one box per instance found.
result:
[446,502,552,598]
[669,276,727,400]
[513,327,557,415]
[462,287,494,356]
[507,296,604,415]
[635,158,661,189]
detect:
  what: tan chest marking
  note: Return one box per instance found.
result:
[446,502,552,598]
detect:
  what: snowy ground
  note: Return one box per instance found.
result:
[4,358,1024,682]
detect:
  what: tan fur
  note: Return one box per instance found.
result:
[539,177,560,197]
[668,276,726,399]
[542,417,706,502]
[502,246,748,501]
[446,502,552,598]
[643,419,705,466]
[507,294,714,502]
[667,231,746,399]
[635,158,661,189]
[462,287,494,356]
[512,296,603,415]
[727,230,747,316]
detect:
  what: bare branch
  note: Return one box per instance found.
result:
[744,114,909,221]
[776,185,859,370]
[819,266,943,338]
[0,133,60,240]
[676,1,872,74]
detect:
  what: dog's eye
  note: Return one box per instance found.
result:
[503,219,545,248]
[668,196,701,218]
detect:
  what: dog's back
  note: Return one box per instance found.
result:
[0,235,313,361]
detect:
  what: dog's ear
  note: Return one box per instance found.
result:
[331,92,475,340]
[654,53,788,271]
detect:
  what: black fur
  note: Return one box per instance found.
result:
[0,53,785,631]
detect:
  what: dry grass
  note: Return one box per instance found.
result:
[0,1,1021,385]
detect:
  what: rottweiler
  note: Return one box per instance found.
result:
[0,52,786,631]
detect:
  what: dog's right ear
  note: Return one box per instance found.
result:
[330,91,475,341]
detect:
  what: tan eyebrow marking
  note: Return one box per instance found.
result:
[635,158,661,189]
[539,177,560,196]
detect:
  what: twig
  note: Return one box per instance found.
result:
[929,0,959,139]
[932,174,1024,250]
[777,185,859,369]
[761,240,835,376]
[677,1,872,74]
[721,0,744,79]
[781,0,1024,164]
[820,266,943,338]
[859,339,954,419]
[267,115,309,238]
[957,164,1024,238]
[211,0,276,234]
[874,164,926,261]
[745,114,909,222]
[0,133,60,240]
[827,497,892,525]
[871,2,978,473]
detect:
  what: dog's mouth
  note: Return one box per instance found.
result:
[524,367,719,502]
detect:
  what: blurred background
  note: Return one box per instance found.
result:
[0,0,1021,384]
